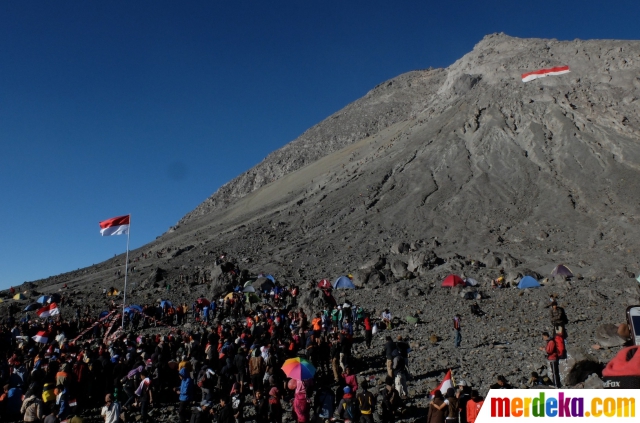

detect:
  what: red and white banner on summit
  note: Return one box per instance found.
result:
[521,66,570,82]
[37,302,60,318]
[99,215,130,236]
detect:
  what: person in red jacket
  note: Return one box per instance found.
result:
[539,332,560,387]
[363,313,372,349]
[466,390,483,423]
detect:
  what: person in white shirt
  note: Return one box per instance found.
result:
[381,309,392,329]
[101,394,121,423]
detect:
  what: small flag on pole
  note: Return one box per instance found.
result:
[430,369,454,397]
[99,215,130,236]
[32,331,50,343]
[37,303,60,318]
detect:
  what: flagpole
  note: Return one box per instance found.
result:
[122,215,131,329]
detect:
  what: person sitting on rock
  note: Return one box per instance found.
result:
[470,303,484,317]
[381,309,392,329]
[489,375,512,389]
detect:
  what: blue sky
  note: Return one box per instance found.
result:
[1,1,639,289]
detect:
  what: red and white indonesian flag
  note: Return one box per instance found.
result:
[99,215,130,236]
[37,303,60,318]
[521,65,570,82]
[430,369,454,397]
[32,331,50,343]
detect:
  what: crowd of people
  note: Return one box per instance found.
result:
[0,270,577,423]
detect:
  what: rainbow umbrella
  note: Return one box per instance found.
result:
[281,357,316,380]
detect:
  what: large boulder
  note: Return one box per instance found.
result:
[366,271,386,289]
[559,346,602,386]
[594,324,627,348]
[297,288,324,317]
[351,269,371,288]
[407,250,439,275]
[483,252,502,268]
[391,241,410,255]
[142,267,167,288]
[390,260,410,279]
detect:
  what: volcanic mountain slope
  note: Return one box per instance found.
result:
[8,32,640,398]
[168,32,640,280]
[18,32,640,294]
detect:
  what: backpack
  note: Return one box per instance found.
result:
[554,334,566,359]
[343,398,358,420]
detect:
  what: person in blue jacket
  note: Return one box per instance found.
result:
[176,367,194,423]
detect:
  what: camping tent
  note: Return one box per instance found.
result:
[24,303,41,311]
[441,275,465,287]
[333,276,355,289]
[243,285,256,293]
[464,278,479,287]
[123,305,143,314]
[13,293,26,300]
[107,288,120,296]
[517,276,541,289]
[160,300,173,309]
[36,295,50,304]
[252,277,275,292]
[551,264,573,277]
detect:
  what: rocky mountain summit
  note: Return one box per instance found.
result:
[6,33,640,396]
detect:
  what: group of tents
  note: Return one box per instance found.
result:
[441,264,574,289]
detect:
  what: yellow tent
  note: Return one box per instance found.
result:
[13,293,26,300]
[0,298,4,303]
[107,288,120,296]
[224,292,236,300]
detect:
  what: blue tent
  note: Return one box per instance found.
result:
[266,274,276,283]
[99,311,110,319]
[36,295,50,304]
[160,300,173,309]
[333,276,355,289]
[124,305,143,314]
[518,276,541,289]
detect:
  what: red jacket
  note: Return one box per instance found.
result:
[545,339,558,361]
[467,399,484,423]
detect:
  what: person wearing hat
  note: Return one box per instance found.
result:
[101,393,121,423]
[192,400,214,423]
[334,386,357,422]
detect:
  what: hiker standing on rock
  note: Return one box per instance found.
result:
[550,301,568,334]
[453,314,462,348]
[540,332,561,388]
[384,336,396,377]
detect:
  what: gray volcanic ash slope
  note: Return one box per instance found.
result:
[8,33,640,394]
[173,33,640,280]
